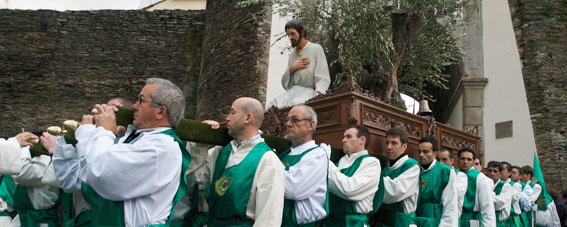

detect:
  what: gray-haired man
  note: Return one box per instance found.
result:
[53,78,190,226]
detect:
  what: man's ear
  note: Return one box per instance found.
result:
[156,106,167,120]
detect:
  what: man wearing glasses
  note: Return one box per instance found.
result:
[52,78,190,226]
[278,104,330,226]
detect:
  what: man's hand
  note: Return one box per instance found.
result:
[15,132,38,147]
[92,104,119,133]
[290,58,310,74]
[40,132,57,155]
[202,120,220,129]
[313,91,321,98]
[81,115,94,125]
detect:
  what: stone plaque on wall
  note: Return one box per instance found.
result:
[495,120,513,139]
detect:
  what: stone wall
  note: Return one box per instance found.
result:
[0,9,204,138]
[195,0,271,120]
[509,0,567,189]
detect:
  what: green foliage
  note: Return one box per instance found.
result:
[263,0,463,102]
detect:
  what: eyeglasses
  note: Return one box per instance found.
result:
[284,116,312,124]
[138,95,162,107]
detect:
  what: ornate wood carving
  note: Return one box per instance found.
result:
[362,108,422,137]
[261,106,286,137]
[316,105,339,126]
[346,102,358,125]
[441,134,475,149]
[426,117,437,137]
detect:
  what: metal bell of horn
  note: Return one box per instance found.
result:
[417,100,433,118]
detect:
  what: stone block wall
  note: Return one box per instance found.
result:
[509,0,567,189]
[0,9,204,138]
[195,0,272,120]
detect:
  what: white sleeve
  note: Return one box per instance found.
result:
[252,152,286,227]
[439,169,459,227]
[382,165,420,204]
[313,45,330,94]
[455,171,468,217]
[328,157,380,201]
[521,185,533,212]
[0,137,23,175]
[493,183,512,220]
[550,202,562,227]
[52,136,83,192]
[13,147,51,187]
[40,162,59,188]
[82,128,181,201]
[531,184,542,204]
[284,148,328,200]
[478,175,496,227]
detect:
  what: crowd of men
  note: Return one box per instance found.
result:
[0,18,563,227]
[0,78,563,226]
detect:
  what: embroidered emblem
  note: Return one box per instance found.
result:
[283,162,290,167]
[538,198,547,206]
[215,176,231,196]
[421,179,428,190]
[531,177,537,183]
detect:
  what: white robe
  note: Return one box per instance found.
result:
[382,155,420,216]
[505,179,522,216]
[13,147,59,210]
[189,135,285,227]
[493,180,513,221]
[0,137,23,175]
[266,42,330,110]
[0,137,21,225]
[420,160,459,227]
[52,136,92,215]
[535,202,562,227]
[76,124,182,227]
[463,167,496,227]
[284,140,329,224]
[327,150,380,213]
[453,168,468,218]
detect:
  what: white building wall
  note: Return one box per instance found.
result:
[266,11,289,104]
[481,0,536,166]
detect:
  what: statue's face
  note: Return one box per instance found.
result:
[286,28,302,47]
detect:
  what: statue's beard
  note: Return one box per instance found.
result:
[290,36,302,47]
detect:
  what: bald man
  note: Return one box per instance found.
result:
[199,97,286,226]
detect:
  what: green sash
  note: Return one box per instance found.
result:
[415,162,452,227]
[12,185,60,226]
[205,141,271,226]
[460,168,482,227]
[373,157,418,227]
[493,180,508,226]
[0,175,16,217]
[279,146,325,227]
[506,181,522,227]
[322,154,372,227]
[80,129,191,226]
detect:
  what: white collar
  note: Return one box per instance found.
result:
[290,140,317,155]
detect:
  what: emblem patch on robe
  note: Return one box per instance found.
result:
[215,176,232,196]
[421,178,428,190]
[538,198,547,206]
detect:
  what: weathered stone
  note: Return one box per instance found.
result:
[0,9,204,138]
[195,0,271,120]
[509,0,567,190]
